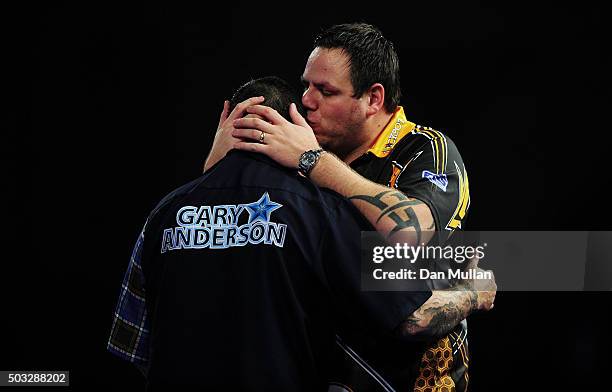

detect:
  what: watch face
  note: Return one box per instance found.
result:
[303,153,316,165]
[299,150,320,174]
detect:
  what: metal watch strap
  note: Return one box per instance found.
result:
[298,148,325,177]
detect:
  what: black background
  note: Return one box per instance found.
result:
[7,0,611,390]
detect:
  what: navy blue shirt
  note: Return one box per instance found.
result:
[108,150,431,391]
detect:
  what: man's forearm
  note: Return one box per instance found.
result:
[309,152,495,338]
[309,152,435,245]
[397,285,478,339]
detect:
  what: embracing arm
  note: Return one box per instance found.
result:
[231,103,496,336]
[310,153,496,338]
[397,274,495,339]
[309,152,435,245]
[400,288,477,338]
[310,154,497,338]
[232,103,435,245]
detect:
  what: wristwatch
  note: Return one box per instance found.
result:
[298,148,325,177]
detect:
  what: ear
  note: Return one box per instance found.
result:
[365,83,385,116]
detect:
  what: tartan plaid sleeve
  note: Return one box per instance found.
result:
[107,227,150,365]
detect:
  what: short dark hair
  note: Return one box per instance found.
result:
[229,76,305,120]
[314,23,401,112]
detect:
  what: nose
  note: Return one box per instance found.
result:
[302,86,318,112]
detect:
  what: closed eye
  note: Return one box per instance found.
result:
[314,84,336,96]
[301,77,337,97]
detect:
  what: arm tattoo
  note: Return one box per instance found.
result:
[400,287,478,338]
[349,190,425,242]
[348,190,393,210]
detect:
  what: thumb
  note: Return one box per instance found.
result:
[289,103,309,127]
[218,100,229,127]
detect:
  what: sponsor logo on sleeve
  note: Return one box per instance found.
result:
[422,170,448,192]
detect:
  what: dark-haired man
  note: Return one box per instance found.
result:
[108,76,443,391]
[225,24,495,391]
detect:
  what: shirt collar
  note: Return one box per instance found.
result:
[366,106,416,158]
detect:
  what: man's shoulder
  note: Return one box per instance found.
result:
[162,152,365,226]
[205,150,300,188]
[399,123,455,146]
[212,151,350,204]
[392,123,462,161]
[148,177,205,222]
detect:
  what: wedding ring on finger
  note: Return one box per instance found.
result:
[259,131,265,143]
